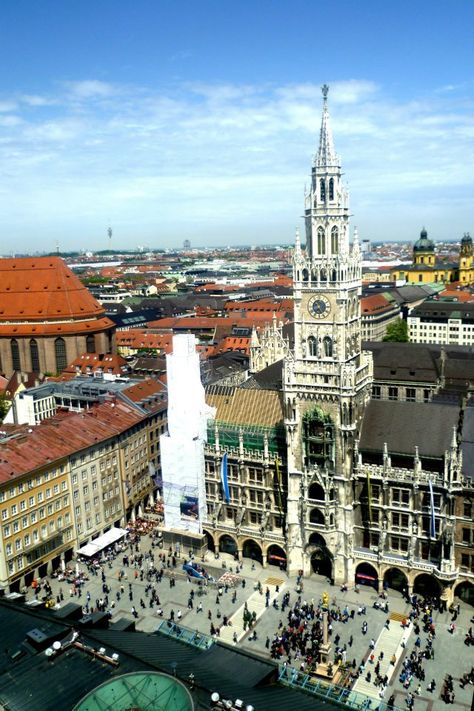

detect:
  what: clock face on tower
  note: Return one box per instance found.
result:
[308,295,331,319]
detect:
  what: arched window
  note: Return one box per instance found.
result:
[320,179,326,201]
[323,336,333,358]
[317,227,326,255]
[86,334,95,354]
[55,337,67,372]
[11,339,21,372]
[308,336,317,357]
[30,339,40,372]
[329,178,334,200]
[302,268,309,282]
[331,226,338,253]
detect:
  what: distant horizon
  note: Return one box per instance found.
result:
[0,1,472,253]
[0,236,467,261]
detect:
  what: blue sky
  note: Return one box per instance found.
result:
[0,0,473,252]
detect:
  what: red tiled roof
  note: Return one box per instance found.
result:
[0,400,145,483]
[63,352,127,375]
[361,294,397,314]
[116,330,173,352]
[0,257,115,336]
[122,378,164,402]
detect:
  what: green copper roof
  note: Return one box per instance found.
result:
[73,671,194,711]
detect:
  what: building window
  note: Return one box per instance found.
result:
[331,226,338,253]
[30,339,40,372]
[406,388,416,402]
[392,512,409,530]
[55,337,67,372]
[372,385,381,399]
[392,488,410,506]
[248,468,263,485]
[308,336,317,357]
[86,335,95,353]
[391,536,409,553]
[328,177,334,201]
[11,339,21,372]
[323,336,333,358]
[388,386,398,401]
[320,179,326,202]
[317,227,326,255]
[464,500,473,519]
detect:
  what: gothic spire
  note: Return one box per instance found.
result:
[316,84,338,168]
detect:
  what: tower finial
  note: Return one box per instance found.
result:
[317,84,337,167]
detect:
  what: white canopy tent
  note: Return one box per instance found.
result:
[77,527,128,558]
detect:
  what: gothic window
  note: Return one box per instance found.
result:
[309,508,325,525]
[308,336,317,357]
[317,227,326,255]
[308,482,325,500]
[331,226,338,253]
[11,339,21,371]
[320,268,327,282]
[302,268,309,282]
[30,339,40,372]
[303,408,335,470]
[320,179,326,201]
[323,336,333,357]
[86,335,95,354]
[55,337,67,373]
[329,178,334,201]
[331,269,337,282]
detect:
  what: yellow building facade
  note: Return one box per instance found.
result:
[391,229,473,285]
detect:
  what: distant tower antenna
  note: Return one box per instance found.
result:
[56,240,60,255]
[107,226,112,250]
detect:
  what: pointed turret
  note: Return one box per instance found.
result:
[353,226,360,256]
[316,84,338,168]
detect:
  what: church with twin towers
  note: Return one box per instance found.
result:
[202,86,472,606]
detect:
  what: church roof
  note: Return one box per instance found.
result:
[413,227,435,253]
[0,257,114,336]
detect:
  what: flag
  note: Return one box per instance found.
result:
[220,452,230,503]
[428,479,436,538]
[275,457,284,514]
[366,469,373,524]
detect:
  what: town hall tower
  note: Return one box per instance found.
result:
[284,86,373,581]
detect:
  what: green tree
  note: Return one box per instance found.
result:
[383,318,408,342]
[0,395,10,421]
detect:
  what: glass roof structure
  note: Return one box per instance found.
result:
[73,671,194,711]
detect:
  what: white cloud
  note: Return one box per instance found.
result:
[0,77,472,250]
[64,80,118,99]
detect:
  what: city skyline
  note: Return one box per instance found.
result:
[0,0,473,252]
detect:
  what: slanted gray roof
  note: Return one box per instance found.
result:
[364,342,439,383]
[360,400,459,458]
[461,401,474,480]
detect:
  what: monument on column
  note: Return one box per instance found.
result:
[160,334,215,535]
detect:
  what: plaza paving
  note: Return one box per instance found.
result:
[34,533,474,711]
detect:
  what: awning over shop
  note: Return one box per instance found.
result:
[77,527,128,558]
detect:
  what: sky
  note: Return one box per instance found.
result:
[0,0,473,253]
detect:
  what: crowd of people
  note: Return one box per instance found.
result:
[24,525,474,708]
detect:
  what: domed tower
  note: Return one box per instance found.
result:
[459,232,474,284]
[413,227,435,267]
